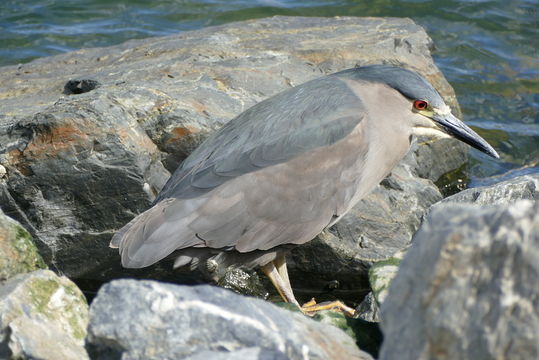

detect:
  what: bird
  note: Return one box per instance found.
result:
[111,64,498,313]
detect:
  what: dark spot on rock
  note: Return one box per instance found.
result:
[380,176,404,191]
[64,79,101,95]
[328,279,340,289]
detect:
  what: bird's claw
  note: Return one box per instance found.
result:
[300,298,356,317]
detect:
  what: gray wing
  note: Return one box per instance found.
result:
[154,74,364,201]
[112,75,367,268]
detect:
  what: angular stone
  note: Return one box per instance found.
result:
[380,200,539,360]
[87,279,372,360]
[313,310,383,359]
[0,269,89,360]
[438,173,539,205]
[368,249,406,305]
[412,136,468,183]
[0,16,464,285]
[354,292,380,323]
[0,207,46,281]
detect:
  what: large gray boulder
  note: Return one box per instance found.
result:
[353,173,539,323]
[87,279,373,360]
[0,16,464,295]
[0,269,89,360]
[379,200,539,360]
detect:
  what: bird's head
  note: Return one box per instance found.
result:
[345,64,499,159]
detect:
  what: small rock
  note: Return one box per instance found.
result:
[369,248,406,305]
[355,292,380,323]
[0,208,46,281]
[87,280,372,360]
[0,269,89,360]
[63,79,101,94]
[380,200,539,360]
[217,267,269,299]
[313,310,383,359]
[438,172,539,205]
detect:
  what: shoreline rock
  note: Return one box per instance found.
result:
[0,270,89,360]
[437,172,539,205]
[380,200,539,359]
[0,208,46,280]
[87,279,373,360]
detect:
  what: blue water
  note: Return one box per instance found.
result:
[1,0,538,185]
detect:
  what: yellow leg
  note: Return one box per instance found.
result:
[274,254,292,291]
[261,256,355,317]
[260,261,300,307]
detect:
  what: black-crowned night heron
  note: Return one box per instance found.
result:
[111,64,498,313]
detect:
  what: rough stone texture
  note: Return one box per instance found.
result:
[313,310,383,358]
[353,250,406,324]
[438,173,539,205]
[217,267,269,299]
[0,207,46,281]
[412,136,468,183]
[368,249,405,305]
[0,16,464,287]
[0,90,171,278]
[0,269,89,360]
[355,174,538,323]
[354,292,380,323]
[379,200,539,360]
[87,279,372,360]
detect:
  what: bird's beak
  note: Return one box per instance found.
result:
[433,112,499,159]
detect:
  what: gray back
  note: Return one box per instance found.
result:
[155,74,365,202]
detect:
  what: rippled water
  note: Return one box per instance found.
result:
[1,0,538,185]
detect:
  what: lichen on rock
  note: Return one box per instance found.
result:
[0,209,46,281]
[0,269,89,359]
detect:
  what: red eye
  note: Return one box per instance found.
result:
[413,100,428,110]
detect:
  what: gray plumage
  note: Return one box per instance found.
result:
[111,64,498,297]
[155,75,364,201]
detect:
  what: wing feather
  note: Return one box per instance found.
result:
[154,75,364,202]
[114,74,371,268]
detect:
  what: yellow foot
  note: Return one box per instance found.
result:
[301,298,356,317]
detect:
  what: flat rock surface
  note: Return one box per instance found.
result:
[380,200,539,360]
[0,269,89,360]
[0,16,458,121]
[87,279,372,360]
[0,16,465,293]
